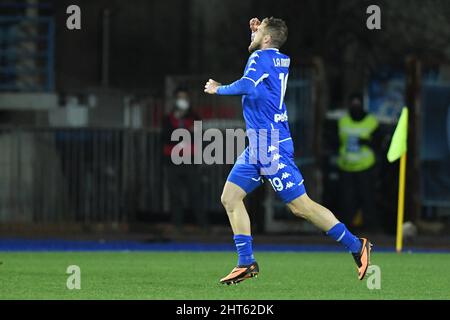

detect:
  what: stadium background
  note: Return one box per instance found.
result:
[1,0,450,252]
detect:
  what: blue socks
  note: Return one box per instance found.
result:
[233,224,360,265]
[326,223,362,253]
[234,234,256,266]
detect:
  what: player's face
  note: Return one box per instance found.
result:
[248,22,266,53]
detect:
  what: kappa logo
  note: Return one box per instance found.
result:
[249,59,257,66]
[281,172,291,180]
[268,145,278,153]
[277,163,286,170]
[274,111,288,123]
[285,181,294,189]
[272,153,282,161]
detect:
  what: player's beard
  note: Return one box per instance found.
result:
[248,40,262,53]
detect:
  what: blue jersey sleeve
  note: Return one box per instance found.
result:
[216,77,255,95]
[216,51,267,96]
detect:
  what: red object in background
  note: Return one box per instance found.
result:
[196,105,214,119]
[167,112,196,131]
[163,111,198,157]
[217,105,238,118]
[195,105,237,119]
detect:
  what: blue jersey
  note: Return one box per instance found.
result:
[217,48,292,146]
[218,49,307,203]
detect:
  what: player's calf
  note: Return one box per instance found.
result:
[287,194,339,231]
[288,194,373,280]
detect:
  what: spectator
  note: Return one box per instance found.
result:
[162,87,207,233]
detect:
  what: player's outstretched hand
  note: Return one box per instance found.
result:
[249,17,261,33]
[204,79,221,94]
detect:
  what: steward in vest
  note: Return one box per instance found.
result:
[337,93,381,232]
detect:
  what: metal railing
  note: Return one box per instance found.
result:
[0,127,162,223]
[0,126,236,224]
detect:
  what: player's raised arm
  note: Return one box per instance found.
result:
[204,17,268,96]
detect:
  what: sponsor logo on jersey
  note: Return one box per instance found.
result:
[274,111,288,123]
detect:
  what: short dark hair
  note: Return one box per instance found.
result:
[174,86,188,97]
[349,92,363,104]
[262,17,288,48]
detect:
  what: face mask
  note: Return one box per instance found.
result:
[349,104,365,121]
[175,98,189,111]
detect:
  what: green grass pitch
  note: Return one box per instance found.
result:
[0,251,449,299]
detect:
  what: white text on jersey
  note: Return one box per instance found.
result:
[273,58,290,67]
[274,111,288,123]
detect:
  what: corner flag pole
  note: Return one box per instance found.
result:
[387,107,409,253]
[396,152,407,253]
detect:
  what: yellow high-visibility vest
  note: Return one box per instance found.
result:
[337,114,379,172]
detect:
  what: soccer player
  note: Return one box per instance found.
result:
[204,17,372,285]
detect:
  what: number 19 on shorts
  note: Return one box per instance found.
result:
[268,177,284,192]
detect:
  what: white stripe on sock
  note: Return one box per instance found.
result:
[337,231,346,242]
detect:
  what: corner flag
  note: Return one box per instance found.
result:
[387,107,409,253]
[387,107,408,162]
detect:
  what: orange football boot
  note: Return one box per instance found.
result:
[352,238,373,280]
[219,262,259,285]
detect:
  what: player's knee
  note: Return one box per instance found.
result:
[221,193,237,212]
[220,194,228,209]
